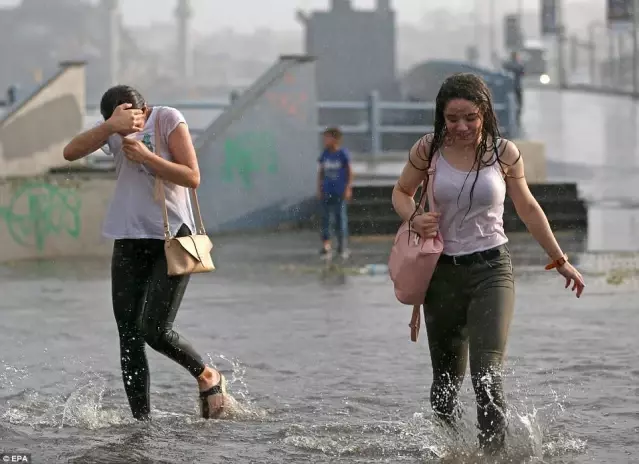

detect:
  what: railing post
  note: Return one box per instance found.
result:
[507,92,518,137]
[6,85,17,106]
[588,24,596,85]
[367,90,381,156]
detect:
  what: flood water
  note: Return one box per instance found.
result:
[0,231,637,463]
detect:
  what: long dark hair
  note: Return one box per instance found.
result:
[99,85,146,120]
[410,73,517,222]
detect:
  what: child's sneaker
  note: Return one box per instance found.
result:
[339,249,351,260]
[320,246,332,260]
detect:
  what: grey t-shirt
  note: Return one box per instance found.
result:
[100,106,196,240]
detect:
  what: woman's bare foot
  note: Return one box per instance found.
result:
[197,366,227,419]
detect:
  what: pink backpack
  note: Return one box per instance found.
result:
[388,152,443,342]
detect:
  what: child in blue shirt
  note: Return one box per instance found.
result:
[317,127,353,260]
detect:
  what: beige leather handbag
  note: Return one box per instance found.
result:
[153,111,215,276]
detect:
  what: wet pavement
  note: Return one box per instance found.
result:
[0,231,638,463]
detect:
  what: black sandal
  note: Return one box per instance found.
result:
[199,373,227,419]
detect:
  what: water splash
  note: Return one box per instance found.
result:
[281,380,587,463]
[2,372,131,430]
[0,360,28,390]
[201,353,269,422]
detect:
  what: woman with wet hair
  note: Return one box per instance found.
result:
[63,85,228,421]
[392,73,585,453]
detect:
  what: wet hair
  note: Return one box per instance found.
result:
[323,127,343,140]
[410,72,520,222]
[99,85,146,120]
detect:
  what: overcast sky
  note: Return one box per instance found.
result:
[0,0,563,32]
[114,0,467,32]
[0,0,605,33]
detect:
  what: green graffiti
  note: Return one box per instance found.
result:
[0,182,82,250]
[221,132,279,189]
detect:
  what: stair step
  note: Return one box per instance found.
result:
[351,184,582,203]
[348,213,587,236]
[345,182,587,236]
[348,199,587,218]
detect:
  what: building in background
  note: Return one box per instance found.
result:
[298,0,400,102]
[0,0,145,105]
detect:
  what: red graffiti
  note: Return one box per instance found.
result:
[266,91,308,116]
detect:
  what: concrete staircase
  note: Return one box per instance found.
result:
[347,183,587,236]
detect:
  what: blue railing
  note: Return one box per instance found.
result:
[85,90,517,156]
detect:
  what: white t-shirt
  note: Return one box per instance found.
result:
[100,106,196,240]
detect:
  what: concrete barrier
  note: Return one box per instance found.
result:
[0,172,115,263]
[195,55,319,233]
[0,61,86,178]
[512,139,547,184]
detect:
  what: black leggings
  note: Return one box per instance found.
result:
[424,244,515,450]
[111,224,206,420]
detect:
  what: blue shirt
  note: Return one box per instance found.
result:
[318,148,351,198]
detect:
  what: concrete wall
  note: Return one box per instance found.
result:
[195,55,319,233]
[586,203,639,253]
[304,2,397,101]
[0,172,114,263]
[512,139,546,184]
[0,62,86,178]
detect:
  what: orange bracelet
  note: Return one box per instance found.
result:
[545,255,568,270]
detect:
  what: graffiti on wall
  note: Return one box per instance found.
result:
[266,91,308,117]
[0,182,82,250]
[221,132,279,189]
[265,71,309,117]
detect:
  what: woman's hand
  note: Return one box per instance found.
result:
[410,212,441,238]
[106,103,146,134]
[121,138,153,164]
[556,262,585,298]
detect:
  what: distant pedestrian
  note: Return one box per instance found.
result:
[391,73,585,454]
[317,127,353,260]
[503,51,525,123]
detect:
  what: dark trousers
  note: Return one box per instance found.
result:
[111,224,206,420]
[514,87,523,123]
[320,195,349,252]
[424,244,515,450]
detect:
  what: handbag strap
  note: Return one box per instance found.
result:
[152,108,207,240]
[416,139,438,214]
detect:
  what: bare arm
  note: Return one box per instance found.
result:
[502,141,564,260]
[392,137,430,222]
[142,123,200,188]
[63,122,114,161]
[63,103,145,161]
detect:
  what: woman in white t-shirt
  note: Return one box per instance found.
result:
[63,85,227,421]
